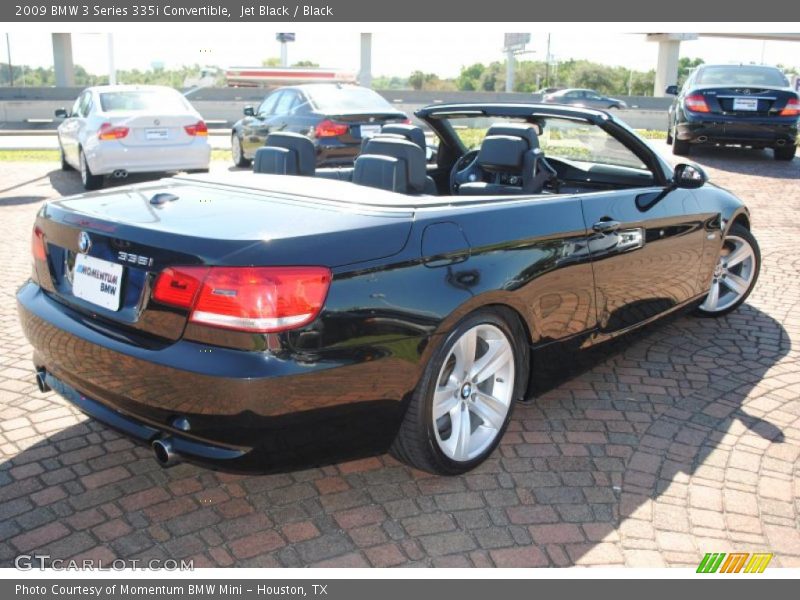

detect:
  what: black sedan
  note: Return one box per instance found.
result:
[666,64,799,160]
[18,103,760,475]
[230,83,408,168]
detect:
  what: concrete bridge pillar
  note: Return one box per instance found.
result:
[647,33,698,97]
[52,33,75,87]
[359,33,372,88]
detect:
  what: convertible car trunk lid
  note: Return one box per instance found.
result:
[33,175,413,341]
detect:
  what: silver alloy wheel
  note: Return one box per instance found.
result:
[699,234,756,313]
[432,323,515,462]
[232,135,242,164]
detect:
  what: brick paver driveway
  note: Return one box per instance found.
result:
[1,150,798,568]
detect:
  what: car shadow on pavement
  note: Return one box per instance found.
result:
[0,302,793,568]
[685,146,799,179]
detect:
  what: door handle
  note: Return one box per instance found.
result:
[592,219,621,233]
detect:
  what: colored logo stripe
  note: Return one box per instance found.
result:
[697,552,773,573]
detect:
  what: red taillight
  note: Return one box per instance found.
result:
[314,119,349,138]
[98,122,129,140]
[684,94,710,113]
[779,98,800,117]
[153,266,331,333]
[31,226,46,261]
[402,118,412,125]
[152,266,208,309]
[184,120,208,137]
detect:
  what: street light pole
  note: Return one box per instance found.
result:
[5,33,13,87]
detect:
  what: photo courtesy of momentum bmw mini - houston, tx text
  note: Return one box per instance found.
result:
[1,0,800,590]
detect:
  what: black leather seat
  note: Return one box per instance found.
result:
[253,132,316,176]
[352,155,408,193]
[458,124,556,196]
[379,124,426,150]
[360,137,433,194]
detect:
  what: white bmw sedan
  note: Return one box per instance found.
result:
[55,85,211,190]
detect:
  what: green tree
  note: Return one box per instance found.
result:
[678,57,704,85]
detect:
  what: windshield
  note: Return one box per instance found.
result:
[695,66,789,87]
[99,90,192,113]
[307,86,396,113]
[446,115,648,171]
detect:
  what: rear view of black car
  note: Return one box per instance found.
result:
[666,64,799,160]
[231,84,409,168]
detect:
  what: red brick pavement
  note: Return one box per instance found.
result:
[0,150,798,567]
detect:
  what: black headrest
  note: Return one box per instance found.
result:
[253,146,297,175]
[264,132,315,176]
[362,137,426,193]
[486,124,540,151]
[477,135,528,172]
[379,124,426,150]
[353,155,408,193]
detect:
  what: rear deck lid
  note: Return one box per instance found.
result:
[35,176,413,341]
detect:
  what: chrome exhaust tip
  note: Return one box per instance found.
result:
[35,368,51,393]
[696,136,708,143]
[152,438,180,468]
[112,169,128,179]
[775,139,786,147]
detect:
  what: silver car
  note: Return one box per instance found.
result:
[541,88,628,110]
[55,85,211,190]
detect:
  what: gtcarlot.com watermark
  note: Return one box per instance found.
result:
[15,554,194,571]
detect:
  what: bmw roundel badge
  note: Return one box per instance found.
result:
[78,231,92,254]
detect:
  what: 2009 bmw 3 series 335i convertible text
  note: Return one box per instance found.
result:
[17,103,761,475]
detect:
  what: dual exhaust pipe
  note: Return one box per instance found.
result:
[112,169,128,179]
[34,368,180,468]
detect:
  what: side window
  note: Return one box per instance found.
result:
[80,94,93,117]
[71,94,83,117]
[257,92,280,117]
[293,92,311,114]
[273,91,297,116]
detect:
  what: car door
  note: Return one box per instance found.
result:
[265,89,299,133]
[584,91,605,109]
[59,93,86,165]
[540,119,708,334]
[241,91,281,156]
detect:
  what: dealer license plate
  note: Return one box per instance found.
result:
[145,128,169,140]
[360,124,382,138]
[733,98,759,111]
[72,254,124,311]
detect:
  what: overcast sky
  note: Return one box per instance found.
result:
[2,30,799,78]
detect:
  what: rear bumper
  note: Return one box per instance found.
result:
[676,114,798,146]
[86,139,211,175]
[17,281,411,471]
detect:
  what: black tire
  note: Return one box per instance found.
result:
[390,307,529,475]
[694,223,760,318]
[59,144,73,171]
[79,149,103,191]
[666,125,674,145]
[672,137,691,156]
[231,133,251,168]
[773,144,797,161]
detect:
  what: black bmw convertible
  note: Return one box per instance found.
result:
[18,103,760,475]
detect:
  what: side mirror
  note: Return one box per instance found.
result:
[672,163,707,189]
[665,85,679,96]
[243,105,255,117]
[54,108,69,118]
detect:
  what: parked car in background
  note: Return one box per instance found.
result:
[666,64,799,160]
[230,84,409,168]
[541,88,627,110]
[55,85,211,190]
